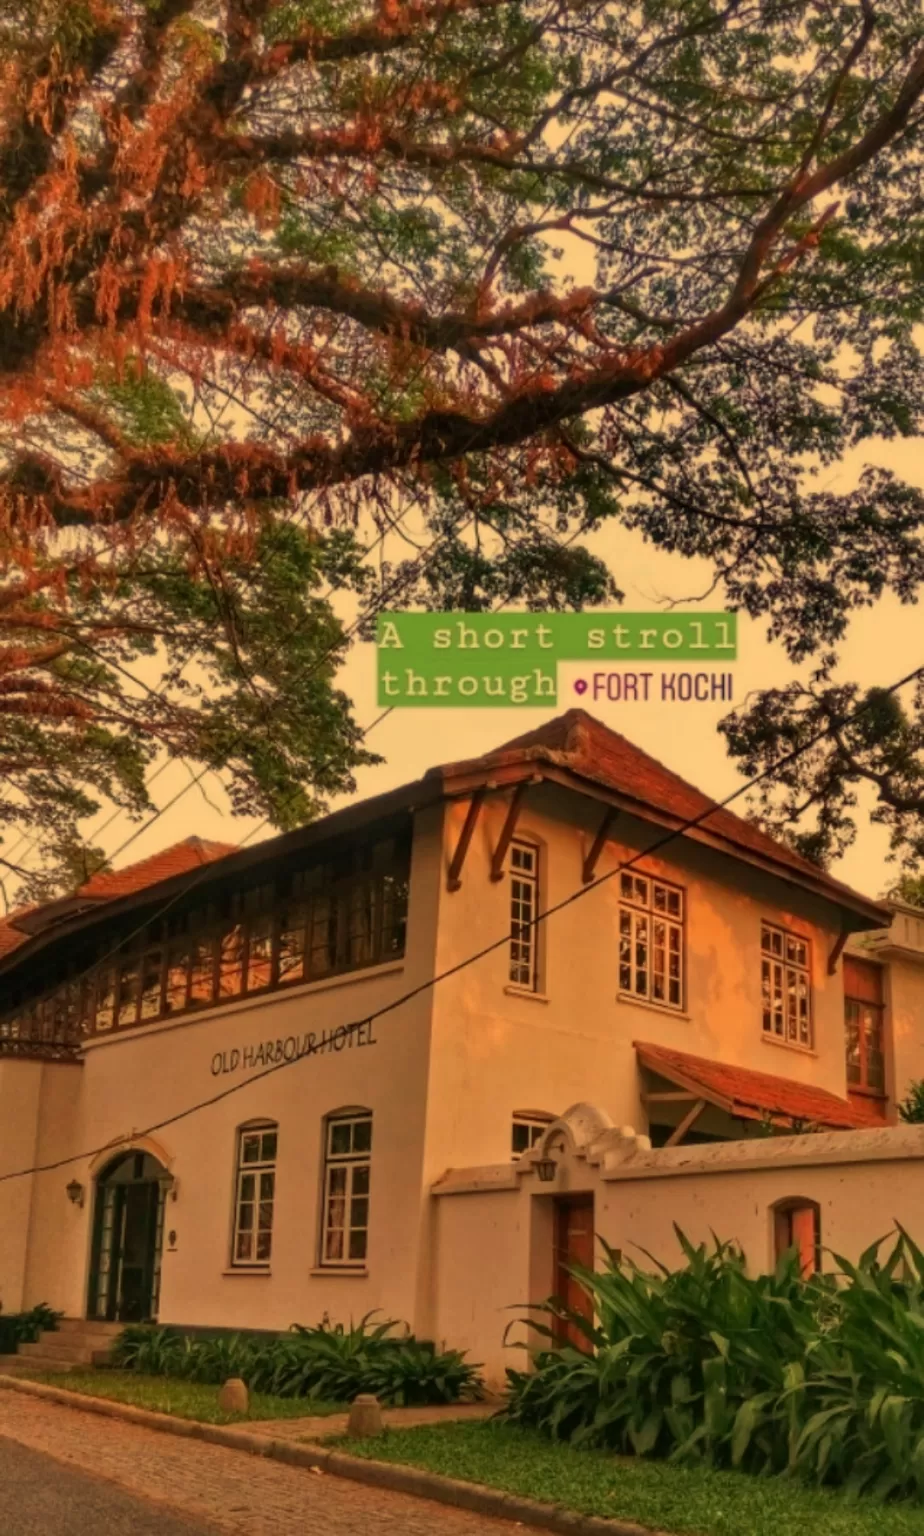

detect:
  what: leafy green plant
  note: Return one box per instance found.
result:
[504,1227,924,1501]
[111,1313,483,1406]
[0,1302,63,1353]
[897,1081,924,1124]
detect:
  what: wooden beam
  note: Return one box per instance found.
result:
[642,1091,698,1104]
[582,809,618,884]
[490,782,530,881]
[446,789,486,892]
[828,925,850,975]
[664,1099,707,1148]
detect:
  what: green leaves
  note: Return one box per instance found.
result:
[112,1312,483,1405]
[504,1229,924,1500]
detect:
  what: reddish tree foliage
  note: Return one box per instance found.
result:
[1,0,923,887]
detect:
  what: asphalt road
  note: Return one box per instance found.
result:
[0,1436,221,1536]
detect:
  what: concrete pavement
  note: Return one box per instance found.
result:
[0,1388,517,1536]
[0,1435,221,1536]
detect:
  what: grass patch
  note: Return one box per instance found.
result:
[329,1420,924,1536]
[18,1370,346,1425]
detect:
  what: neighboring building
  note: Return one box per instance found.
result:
[0,708,921,1347]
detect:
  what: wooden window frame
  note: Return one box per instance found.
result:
[2,833,411,1049]
[761,921,812,1048]
[319,1111,372,1269]
[618,872,685,1011]
[508,840,540,991]
[511,1111,554,1160]
[844,957,886,1096]
[230,1122,278,1269]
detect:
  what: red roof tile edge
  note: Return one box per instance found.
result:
[635,1040,885,1131]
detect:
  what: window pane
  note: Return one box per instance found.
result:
[140,952,163,1020]
[241,1137,261,1164]
[330,1122,351,1156]
[260,1131,277,1162]
[352,1118,372,1154]
[218,926,246,997]
[350,1197,369,1229]
[240,1173,255,1200]
[352,1164,370,1196]
[349,1229,367,1261]
[255,1230,272,1261]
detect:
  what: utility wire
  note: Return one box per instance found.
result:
[1,660,920,1186]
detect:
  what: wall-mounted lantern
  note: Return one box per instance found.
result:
[535,1155,558,1183]
[65,1179,84,1207]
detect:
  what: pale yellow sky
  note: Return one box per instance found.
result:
[82,424,922,906]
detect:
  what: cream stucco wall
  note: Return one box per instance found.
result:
[421,782,856,1187]
[433,1113,924,1386]
[9,805,445,1332]
[1,783,919,1357]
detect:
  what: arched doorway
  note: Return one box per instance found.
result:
[87,1150,169,1322]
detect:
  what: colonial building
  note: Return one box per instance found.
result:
[0,709,922,1358]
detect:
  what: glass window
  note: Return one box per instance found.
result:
[4,830,411,1048]
[509,841,539,989]
[619,873,684,1009]
[231,1124,278,1266]
[844,957,885,1092]
[761,922,812,1047]
[321,1113,372,1267]
[511,1114,552,1159]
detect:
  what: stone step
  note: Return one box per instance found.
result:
[55,1319,123,1338]
[15,1345,90,1370]
[17,1339,98,1363]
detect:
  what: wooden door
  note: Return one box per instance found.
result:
[553,1194,595,1349]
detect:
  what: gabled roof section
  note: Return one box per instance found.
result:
[635,1040,885,1132]
[2,837,237,949]
[430,708,888,926]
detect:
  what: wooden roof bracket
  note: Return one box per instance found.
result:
[490,780,532,881]
[446,787,488,892]
[828,922,851,976]
[582,808,619,884]
[664,1098,707,1147]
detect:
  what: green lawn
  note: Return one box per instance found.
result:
[19,1370,346,1425]
[331,1421,924,1536]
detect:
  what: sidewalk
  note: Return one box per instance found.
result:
[0,1375,656,1536]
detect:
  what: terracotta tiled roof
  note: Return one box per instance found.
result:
[635,1040,886,1131]
[435,708,886,921]
[0,837,236,958]
[0,907,36,960]
[76,836,236,901]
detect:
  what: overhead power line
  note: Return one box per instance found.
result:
[0,659,920,1187]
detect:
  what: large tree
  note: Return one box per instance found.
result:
[0,0,923,894]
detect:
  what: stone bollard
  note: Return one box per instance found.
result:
[347,1393,384,1438]
[217,1377,249,1415]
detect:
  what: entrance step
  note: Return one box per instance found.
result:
[17,1339,99,1364]
[56,1319,123,1340]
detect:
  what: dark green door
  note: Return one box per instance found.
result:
[88,1152,166,1322]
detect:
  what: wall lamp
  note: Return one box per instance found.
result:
[65,1179,84,1208]
[535,1156,558,1184]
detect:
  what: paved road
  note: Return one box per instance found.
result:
[0,1436,220,1536]
[0,1390,514,1535]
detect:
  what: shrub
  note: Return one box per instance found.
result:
[112,1312,483,1405]
[504,1225,924,1501]
[0,1302,63,1354]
